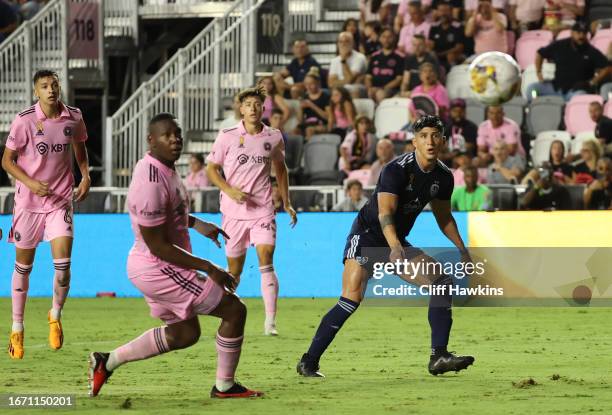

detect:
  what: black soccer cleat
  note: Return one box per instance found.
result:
[88,352,113,397]
[297,353,325,378]
[210,382,263,398]
[428,351,475,376]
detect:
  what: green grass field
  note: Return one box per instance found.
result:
[1,298,611,415]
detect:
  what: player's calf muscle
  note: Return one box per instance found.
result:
[341,261,368,302]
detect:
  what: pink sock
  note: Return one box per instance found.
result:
[12,262,32,325]
[52,258,71,312]
[215,333,243,381]
[109,327,170,370]
[259,265,279,318]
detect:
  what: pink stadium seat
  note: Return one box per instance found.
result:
[563,94,604,136]
[556,29,591,40]
[591,28,612,55]
[605,100,612,118]
[346,169,371,188]
[515,30,554,70]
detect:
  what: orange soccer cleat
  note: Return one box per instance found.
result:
[8,331,24,359]
[48,311,63,350]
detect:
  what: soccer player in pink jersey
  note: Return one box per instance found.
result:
[207,86,297,336]
[1,70,91,359]
[88,113,263,399]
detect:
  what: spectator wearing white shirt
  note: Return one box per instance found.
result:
[332,180,369,212]
[329,32,368,99]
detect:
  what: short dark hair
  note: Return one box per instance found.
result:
[364,20,382,34]
[346,179,363,191]
[413,115,445,137]
[236,86,267,104]
[148,113,178,133]
[271,108,283,116]
[191,153,205,164]
[33,70,59,85]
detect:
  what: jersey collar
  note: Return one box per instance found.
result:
[145,152,175,176]
[35,101,71,120]
[238,120,270,137]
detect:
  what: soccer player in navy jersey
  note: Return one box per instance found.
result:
[297,115,475,377]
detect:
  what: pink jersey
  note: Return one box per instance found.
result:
[183,169,209,189]
[5,102,87,213]
[477,118,526,156]
[412,83,450,111]
[398,20,432,55]
[127,153,192,270]
[207,121,284,220]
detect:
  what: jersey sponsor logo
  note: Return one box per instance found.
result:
[139,208,164,217]
[36,142,49,155]
[237,154,249,165]
[430,181,440,197]
[51,143,70,153]
[264,142,272,151]
[63,126,73,137]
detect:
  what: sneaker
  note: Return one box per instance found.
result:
[88,352,113,397]
[8,331,24,359]
[48,311,63,350]
[296,353,325,378]
[210,382,263,398]
[264,323,278,336]
[428,351,475,376]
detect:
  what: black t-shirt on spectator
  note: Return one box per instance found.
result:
[404,53,440,90]
[368,50,404,87]
[303,91,330,125]
[447,118,478,147]
[286,55,321,84]
[595,115,612,145]
[428,22,465,57]
[0,0,18,27]
[363,39,381,57]
[431,0,463,8]
[590,183,612,209]
[551,161,574,178]
[525,185,570,210]
[538,39,610,93]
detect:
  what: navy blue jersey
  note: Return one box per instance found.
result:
[355,152,453,241]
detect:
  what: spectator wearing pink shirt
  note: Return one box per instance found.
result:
[411,62,450,119]
[398,2,432,55]
[509,0,546,32]
[465,0,509,55]
[477,105,524,165]
[184,154,209,190]
[465,0,508,19]
[360,0,393,28]
[394,0,433,34]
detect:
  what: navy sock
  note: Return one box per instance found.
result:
[306,296,360,362]
[428,276,453,356]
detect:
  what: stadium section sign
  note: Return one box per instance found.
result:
[257,0,288,54]
[68,1,100,60]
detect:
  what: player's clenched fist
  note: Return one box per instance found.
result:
[226,187,249,204]
[27,180,52,197]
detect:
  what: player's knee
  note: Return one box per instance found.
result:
[227,297,247,324]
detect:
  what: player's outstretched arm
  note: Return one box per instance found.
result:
[378,192,404,262]
[1,147,52,197]
[206,161,249,204]
[188,215,229,248]
[73,141,91,202]
[430,199,470,261]
[139,223,236,291]
[271,142,297,227]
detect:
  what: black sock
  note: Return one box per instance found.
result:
[306,296,360,362]
[428,276,453,356]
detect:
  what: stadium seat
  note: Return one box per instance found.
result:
[445,64,473,99]
[521,63,556,99]
[410,93,439,118]
[571,131,598,155]
[564,94,603,136]
[502,96,527,127]
[530,130,572,166]
[303,140,340,185]
[604,100,612,117]
[464,98,486,126]
[309,133,342,146]
[591,28,612,55]
[556,29,571,40]
[488,185,517,210]
[353,98,375,119]
[374,98,411,138]
[2,192,14,214]
[564,184,587,210]
[515,30,554,70]
[345,169,372,187]
[285,134,304,179]
[527,96,565,136]
[284,99,301,133]
[290,189,327,212]
[74,191,110,213]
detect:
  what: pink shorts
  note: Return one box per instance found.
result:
[127,260,225,325]
[8,205,74,249]
[222,214,276,257]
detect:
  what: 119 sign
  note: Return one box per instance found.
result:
[256,0,285,55]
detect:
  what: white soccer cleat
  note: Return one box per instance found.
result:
[264,323,278,336]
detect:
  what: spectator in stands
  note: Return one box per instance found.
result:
[339,115,374,177]
[508,0,546,32]
[360,20,382,57]
[572,139,601,184]
[0,0,18,44]
[332,180,369,211]
[365,27,404,103]
[327,86,356,138]
[584,157,612,209]
[487,141,525,184]
[477,105,524,165]
[451,166,490,211]
[411,62,450,119]
[427,1,465,71]
[465,0,509,55]
[522,139,573,185]
[446,98,478,158]
[398,1,432,55]
[329,32,368,98]
[400,34,440,96]
[368,138,394,185]
[543,0,584,32]
[184,154,209,209]
[271,179,285,213]
[527,21,610,102]
[258,76,290,127]
[589,101,612,155]
[521,163,570,210]
[395,0,433,33]
[343,18,362,51]
[273,39,321,99]
[218,95,241,130]
[360,0,392,28]
[269,108,288,144]
[295,68,329,140]
[464,0,508,18]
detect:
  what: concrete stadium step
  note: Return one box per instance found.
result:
[323,10,359,21]
[315,21,344,31]
[307,43,337,53]
[302,31,340,44]
[324,0,359,12]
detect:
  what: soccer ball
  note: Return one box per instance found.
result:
[468,52,521,105]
